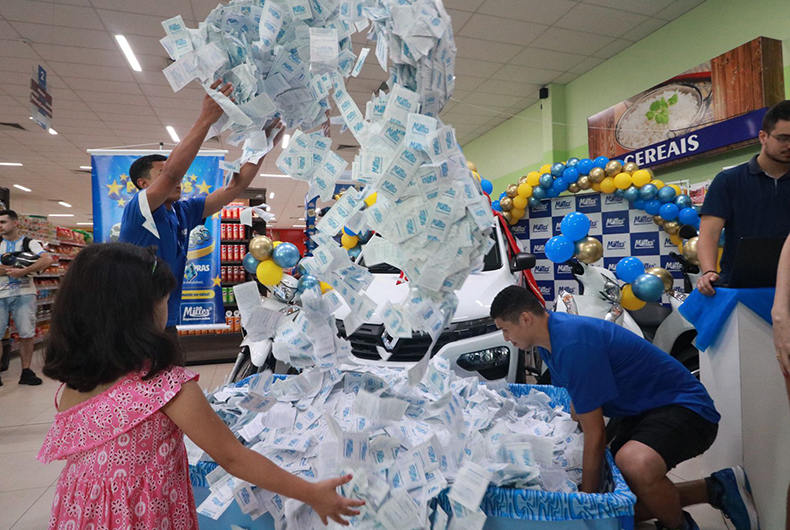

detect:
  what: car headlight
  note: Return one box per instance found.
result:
[601,277,622,304]
[457,346,510,371]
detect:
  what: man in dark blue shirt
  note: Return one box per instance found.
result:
[697,100,790,295]
[120,80,283,333]
[491,286,759,530]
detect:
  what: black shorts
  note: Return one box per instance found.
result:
[610,405,718,471]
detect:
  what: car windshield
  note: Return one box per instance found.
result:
[359,230,502,274]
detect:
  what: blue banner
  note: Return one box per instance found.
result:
[90,152,224,325]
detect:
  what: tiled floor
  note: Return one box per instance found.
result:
[0,354,730,529]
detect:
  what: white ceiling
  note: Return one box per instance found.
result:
[0,0,705,228]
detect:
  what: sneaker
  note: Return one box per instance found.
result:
[708,466,760,529]
[655,511,699,530]
[18,368,42,386]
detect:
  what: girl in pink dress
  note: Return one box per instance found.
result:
[38,243,363,529]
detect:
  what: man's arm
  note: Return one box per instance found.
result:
[772,232,790,377]
[145,80,233,212]
[695,215,725,296]
[7,252,55,279]
[576,407,607,494]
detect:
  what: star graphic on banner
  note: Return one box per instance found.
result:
[212,276,222,287]
[126,180,137,193]
[189,174,198,182]
[106,180,122,195]
[211,212,221,220]
[117,198,127,208]
[196,180,212,195]
[119,173,129,181]
[182,181,193,193]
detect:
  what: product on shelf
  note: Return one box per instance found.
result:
[17,215,57,243]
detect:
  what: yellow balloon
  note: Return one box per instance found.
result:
[600,177,617,194]
[517,183,532,198]
[511,208,525,220]
[508,215,520,225]
[592,182,602,192]
[320,281,332,294]
[622,285,647,311]
[513,196,528,210]
[670,233,682,246]
[273,241,282,248]
[472,171,481,181]
[341,233,359,249]
[540,164,552,175]
[632,169,651,187]
[466,160,478,172]
[256,260,283,286]
[669,184,682,196]
[652,179,665,189]
[526,171,541,187]
[364,192,378,207]
[614,172,632,190]
[677,242,684,253]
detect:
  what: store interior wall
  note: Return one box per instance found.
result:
[463,0,790,197]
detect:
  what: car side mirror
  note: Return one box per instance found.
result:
[511,252,536,272]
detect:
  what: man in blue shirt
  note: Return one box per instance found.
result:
[697,100,790,295]
[120,80,283,334]
[491,286,758,530]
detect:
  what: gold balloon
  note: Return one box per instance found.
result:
[605,160,623,176]
[502,211,512,223]
[589,167,605,183]
[646,267,674,292]
[653,215,665,227]
[577,176,592,190]
[518,175,529,186]
[575,237,604,264]
[249,235,274,261]
[664,220,680,235]
[466,160,478,172]
[505,184,518,198]
[623,162,640,174]
[567,183,580,194]
[500,197,514,211]
[683,236,700,265]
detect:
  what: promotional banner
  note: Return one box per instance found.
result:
[90,150,225,325]
[512,193,685,303]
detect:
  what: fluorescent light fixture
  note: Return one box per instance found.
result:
[259,173,290,178]
[292,224,306,228]
[269,192,275,199]
[282,134,291,149]
[265,205,271,211]
[298,217,305,221]
[13,184,31,192]
[115,35,142,72]
[80,165,91,170]
[0,162,23,167]
[166,126,180,142]
[76,222,93,226]
[48,128,58,135]
[58,201,72,208]
[48,214,74,217]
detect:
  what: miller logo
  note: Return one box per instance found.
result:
[534,265,550,274]
[665,260,683,271]
[183,306,212,318]
[604,195,623,205]
[511,225,526,235]
[579,197,597,208]
[663,237,675,247]
[532,223,549,232]
[539,286,552,296]
[634,238,656,250]
[633,215,653,225]
[607,240,626,250]
[533,243,546,253]
[606,262,618,271]
[532,202,549,213]
[555,200,572,209]
[557,264,572,274]
[606,217,625,228]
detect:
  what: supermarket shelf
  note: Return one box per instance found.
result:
[37,298,55,306]
[37,286,59,291]
[58,256,76,261]
[35,274,62,279]
[222,260,243,265]
[221,239,250,243]
[58,241,87,247]
[221,219,241,224]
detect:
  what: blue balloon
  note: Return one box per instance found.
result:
[492,200,502,211]
[633,199,646,210]
[551,163,566,177]
[545,235,575,263]
[632,273,665,303]
[659,203,679,221]
[614,188,625,198]
[674,194,692,209]
[531,186,547,200]
[297,274,320,293]
[539,173,554,189]
[546,188,560,198]
[499,191,508,200]
[639,183,658,200]
[593,156,609,169]
[577,158,594,175]
[343,226,357,236]
[657,186,677,203]
[616,257,645,284]
[560,212,591,241]
[243,253,261,274]
[623,185,640,203]
[528,196,542,208]
[481,179,493,194]
[678,207,700,226]
[272,242,301,268]
[552,177,569,193]
[562,166,580,182]
[566,157,580,167]
[645,199,662,215]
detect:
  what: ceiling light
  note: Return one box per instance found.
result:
[48,128,58,135]
[298,217,305,221]
[13,184,31,192]
[293,224,306,228]
[48,214,74,217]
[0,162,23,167]
[58,201,72,208]
[269,192,275,199]
[166,126,180,142]
[282,134,291,149]
[115,35,142,72]
[265,205,271,211]
[76,222,93,226]
[259,173,290,178]
[80,165,91,170]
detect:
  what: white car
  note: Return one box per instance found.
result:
[338,218,536,383]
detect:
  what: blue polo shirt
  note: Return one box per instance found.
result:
[538,312,719,423]
[119,191,206,326]
[700,155,790,283]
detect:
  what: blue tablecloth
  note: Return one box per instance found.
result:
[679,288,774,351]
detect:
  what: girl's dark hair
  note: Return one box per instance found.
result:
[43,243,180,392]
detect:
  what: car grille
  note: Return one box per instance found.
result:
[337,319,500,362]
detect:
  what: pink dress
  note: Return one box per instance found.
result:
[38,366,200,530]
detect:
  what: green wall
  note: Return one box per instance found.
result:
[462,0,790,197]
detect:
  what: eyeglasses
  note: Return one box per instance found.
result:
[768,133,790,145]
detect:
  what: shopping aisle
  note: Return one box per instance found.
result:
[0,355,235,530]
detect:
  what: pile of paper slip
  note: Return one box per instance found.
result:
[191,357,585,528]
